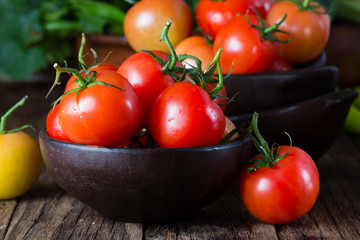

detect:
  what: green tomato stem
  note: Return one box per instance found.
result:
[303,0,311,9]
[159,19,179,73]
[0,96,32,135]
[208,48,224,98]
[78,33,88,70]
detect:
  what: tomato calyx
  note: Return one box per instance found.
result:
[245,112,292,173]
[0,96,33,135]
[288,0,329,13]
[246,8,291,43]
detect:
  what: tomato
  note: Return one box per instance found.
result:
[149,82,226,148]
[195,0,250,40]
[266,0,330,65]
[175,35,214,72]
[46,104,71,142]
[58,70,141,146]
[0,96,42,199]
[239,113,320,224]
[222,116,239,141]
[117,50,182,127]
[247,0,275,18]
[213,13,279,74]
[124,0,192,53]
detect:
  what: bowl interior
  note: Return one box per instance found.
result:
[39,132,252,223]
[229,88,358,160]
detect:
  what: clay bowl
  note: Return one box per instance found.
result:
[229,88,358,160]
[39,133,252,223]
[224,65,337,116]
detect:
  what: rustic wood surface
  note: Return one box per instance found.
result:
[0,79,360,240]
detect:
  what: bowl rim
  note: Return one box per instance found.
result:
[39,129,252,154]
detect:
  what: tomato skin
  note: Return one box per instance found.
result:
[239,146,320,224]
[195,0,250,40]
[124,0,192,53]
[117,50,181,128]
[59,70,141,147]
[149,82,226,148]
[0,132,42,199]
[247,0,275,18]
[268,56,292,72]
[175,35,214,72]
[213,14,279,74]
[266,1,330,64]
[46,104,71,142]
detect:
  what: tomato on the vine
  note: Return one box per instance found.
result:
[213,13,281,74]
[195,0,250,40]
[124,0,192,53]
[58,69,141,146]
[239,113,320,224]
[46,104,71,142]
[149,82,226,148]
[266,0,330,65]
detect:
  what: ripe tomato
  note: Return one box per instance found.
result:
[124,0,192,53]
[0,96,42,199]
[59,70,141,146]
[175,35,214,72]
[149,82,226,148]
[117,50,183,127]
[213,13,279,74]
[239,113,320,224]
[266,1,330,65]
[46,104,71,142]
[195,0,250,40]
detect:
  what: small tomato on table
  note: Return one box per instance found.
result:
[239,113,320,224]
[0,96,42,199]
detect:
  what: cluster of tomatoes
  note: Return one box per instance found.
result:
[124,0,330,75]
[46,21,235,149]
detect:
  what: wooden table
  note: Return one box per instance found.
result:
[1,78,360,240]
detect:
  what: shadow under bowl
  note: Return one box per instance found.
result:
[229,88,358,160]
[224,65,338,116]
[39,133,252,223]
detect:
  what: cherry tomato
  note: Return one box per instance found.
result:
[247,0,275,18]
[239,113,320,224]
[46,104,71,142]
[266,1,330,65]
[117,50,183,127]
[59,70,141,146]
[195,0,250,40]
[124,0,192,53]
[213,13,279,74]
[175,35,214,72]
[149,82,226,148]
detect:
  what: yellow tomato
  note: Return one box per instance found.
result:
[0,131,42,199]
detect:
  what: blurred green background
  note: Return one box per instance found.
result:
[0,0,358,81]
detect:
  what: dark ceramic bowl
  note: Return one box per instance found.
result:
[39,133,252,223]
[224,65,338,116]
[229,88,358,160]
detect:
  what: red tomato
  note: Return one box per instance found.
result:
[59,70,141,146]
[195,0,250,40]
[124,0,192,53]
[149,82,226,148]
[117,50,184,127]
[239,146,320,224]
[64,63,119,91]
[247,0,275,18]
[175,35,214,72]
[213,13,279,74]
[46,104,71,142]
[266,1,330,64]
